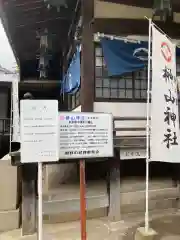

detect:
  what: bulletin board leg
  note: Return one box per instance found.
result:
[80,160,87,240]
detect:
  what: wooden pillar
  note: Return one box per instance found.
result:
[80,0,94,237]
[108,126,121,221]
[108,150,121,221]
[21,164,37,235]
[21,93,37,236]
[81,0,95,112]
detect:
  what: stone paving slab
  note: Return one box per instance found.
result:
[122,212,180,240]
[0,220,112,240]
[2,211,180,240]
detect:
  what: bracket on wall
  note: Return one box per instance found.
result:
[36,29,53,79]
[153,0,173,22]
[44,0,68,12]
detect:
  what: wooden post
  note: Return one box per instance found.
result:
[21,163,37,235]
[108,150,121,221]
[108,124,121,221]
[21,92,37,236]
[80,1,94,238]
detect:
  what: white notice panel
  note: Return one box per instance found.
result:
[20,100,59,163]
[151,26,180,163]
[120,148,145,160]
[59,112,113,159]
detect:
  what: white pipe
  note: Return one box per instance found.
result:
[145,18,152,233]
[95,32,142,43]
[38,162,43,240]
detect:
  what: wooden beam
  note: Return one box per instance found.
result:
[13,17,70,29]
[99,0,152,8]
[94,18,180,38]
[1,1,72,62]
[99,0,180,12]
[4,0,72,28]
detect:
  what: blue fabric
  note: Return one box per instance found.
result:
[101,38,180,77]
[61,46,80,94]
[176,47,180,57]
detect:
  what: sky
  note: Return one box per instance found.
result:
[0,21,16,71]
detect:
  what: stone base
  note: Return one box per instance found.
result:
[0,159,19,211]
[0,208,20,232]
[135,227,157,240]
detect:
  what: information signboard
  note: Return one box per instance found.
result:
[120,148,145,160]
[59,112,113,159]
[20,100,59,163]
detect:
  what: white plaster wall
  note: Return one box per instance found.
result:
[94,102,146,117]
[70,102,147,136]
[94,102,147,136]
[73,102,146,117]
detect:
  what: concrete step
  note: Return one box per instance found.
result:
[120,178,173,192]
[42,184,179,223]
[43,190,108,223]
[43,208,108,224]
[121,187,179,214]
[0,208,20,232]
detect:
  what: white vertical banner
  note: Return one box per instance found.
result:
[151,25,180,163]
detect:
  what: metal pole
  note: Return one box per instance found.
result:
[80,159,87,240]
[38,162,43,240]
[145,18,152,233]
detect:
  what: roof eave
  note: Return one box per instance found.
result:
[0,5,19,66]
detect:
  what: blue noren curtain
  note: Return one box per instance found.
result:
[61,46,80,94]
[100,38,180,77]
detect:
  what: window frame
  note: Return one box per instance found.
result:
[67,87,81,110]
[95,43,180,102]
